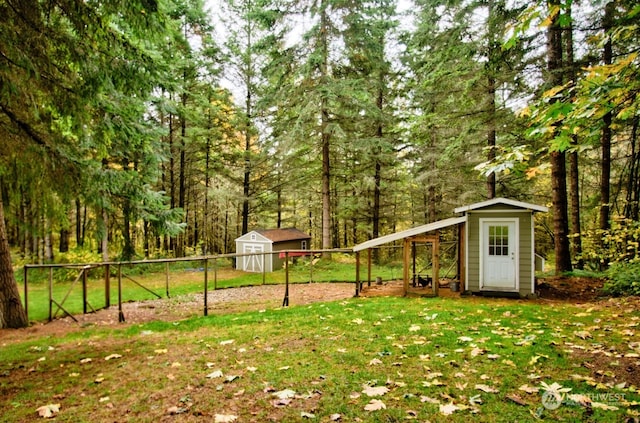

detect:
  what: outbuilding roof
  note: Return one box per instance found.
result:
[453,197,548,214]
[352,216,466,252]
[253,228,310,242]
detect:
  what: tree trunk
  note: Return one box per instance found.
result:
[0,195,28,328]
[599,1,614,267]
[486,73,497,199]
[485,0,497,199]
[547,0,572,273]
[564,5,583,269]
[625,116,639,221]
[320,3,332,254]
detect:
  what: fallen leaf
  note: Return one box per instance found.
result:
[364,399,386,411]
[439,403,460,415]
[506,394,527,405]
[220,340,235,345]
[273,389,296,400]
[214,414,238,423]
[80,358,92,364]
[362,385,389,397]
[329,413,342,421]
[420,396,440,404]
[574,330,592,340]
[369,358,383,366]
[301,411,316,418]
[475,384,499,393]
[206,370,224,379]
[592,402,618,411]
[469,394,482,405]
[104,354,122,361]
[36,404,60,419]
[518,384,539,394]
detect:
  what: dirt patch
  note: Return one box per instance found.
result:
[536,276,606,302]
[0,283,357,345]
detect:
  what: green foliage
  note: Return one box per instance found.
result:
[579,217,640,269]
[604,261,640,296]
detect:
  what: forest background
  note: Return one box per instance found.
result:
[0,0,639,328]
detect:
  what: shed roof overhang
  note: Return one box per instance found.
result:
[352,216,466,252]
[453,197,548,214]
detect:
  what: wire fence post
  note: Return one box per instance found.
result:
[165,261,170,298]
[104,264,110,308]
[213,257,217,290]
[355,251,360,297]
[48,267,53,321]
[282,251,289,307]
[82,267,88,314]
[23,266,29,322]
[203,258,208,316]
[118,263,125,322]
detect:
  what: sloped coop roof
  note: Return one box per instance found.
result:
[352,216,466,252]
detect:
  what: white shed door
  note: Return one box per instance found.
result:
[481,219,517,290]
[243,244,264,272]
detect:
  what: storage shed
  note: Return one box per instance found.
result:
[455,198,547,297]
[352,198,548,297]
[235,228,311,273]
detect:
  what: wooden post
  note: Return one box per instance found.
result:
[203,258,208,316]
[433,231,440,296]
[367,249,372,287]
[403,238,410,296]
[459,222,466,292]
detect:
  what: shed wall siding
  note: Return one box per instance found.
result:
[271,239,310,270]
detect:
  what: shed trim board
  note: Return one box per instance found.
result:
[478,217,519,292]
[454,197,548,214]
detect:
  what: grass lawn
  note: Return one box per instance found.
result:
[0,297,640,422]
[1,295,639,422]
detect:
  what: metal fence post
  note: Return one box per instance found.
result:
[82,267,88,314]
[203,258,208,316]
[282,252,289,307]
[118,263,125,322]
[105,263,110,308]
[48,267,53,321]
[23,266,29,322]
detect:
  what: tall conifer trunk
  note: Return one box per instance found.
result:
[599,2,614,268]
[320,2,332,254]
[565,7,583,269]
[547,0,572,273]
[0,195,28,328]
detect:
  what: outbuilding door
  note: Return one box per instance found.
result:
[243,243,264,272]
[480,219,518,291]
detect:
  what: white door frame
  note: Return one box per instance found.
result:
[479,218,519,291]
